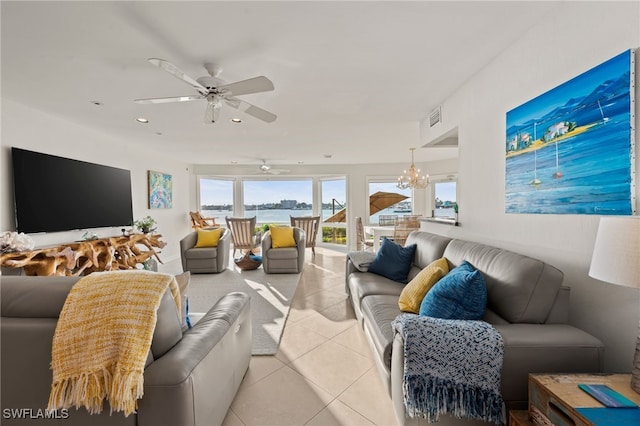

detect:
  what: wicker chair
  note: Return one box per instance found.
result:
[391,215,421,246]
[225,216,259,257]
[290,215,320,256]
[378,214,398,226]
[355,216,374,251]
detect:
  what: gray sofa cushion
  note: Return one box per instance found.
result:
[348,273,404,305]
[361,295,402,369]
[185,247,219,259]
[443,239,563,324]
[406,231,452,270]
[1,275,183,362]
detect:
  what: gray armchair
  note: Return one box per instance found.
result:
[261,227,306,273]
[180,229,230,274]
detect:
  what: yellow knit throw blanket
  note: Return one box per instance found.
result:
[48,271,180,416]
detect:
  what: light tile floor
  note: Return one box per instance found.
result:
[165,246,397,425]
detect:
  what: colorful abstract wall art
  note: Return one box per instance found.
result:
[505,49,635,215]
[148,170,172,209]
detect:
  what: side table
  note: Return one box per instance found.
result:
[528,373,640,426]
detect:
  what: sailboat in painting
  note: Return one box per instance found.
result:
[552,134,563,179]
[529,124,541,185]
[597,99,609,123]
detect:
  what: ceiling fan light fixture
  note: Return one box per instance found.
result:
[397,148,429,190]
[137,58,277,124]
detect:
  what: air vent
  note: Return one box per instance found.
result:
[429,106,442,127]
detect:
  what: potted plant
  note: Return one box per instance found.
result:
[134,216,157,234]
[453,203,459,221]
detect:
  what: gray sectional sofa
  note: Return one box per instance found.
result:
[346,231,604,426]
[1,275,251,426]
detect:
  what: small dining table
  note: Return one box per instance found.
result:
[363,225,395,251]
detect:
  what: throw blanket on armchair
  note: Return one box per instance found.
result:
[392,314,505,424]
[48,271,180,416]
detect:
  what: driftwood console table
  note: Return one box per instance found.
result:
[0,234,166,276]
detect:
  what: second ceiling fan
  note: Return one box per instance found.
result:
[134,58,277,124]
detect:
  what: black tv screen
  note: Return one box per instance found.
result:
[11,147,134,233]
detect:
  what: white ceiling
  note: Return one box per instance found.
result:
[1,1,560,167]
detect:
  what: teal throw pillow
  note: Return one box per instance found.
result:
[419,260,487,320]
[367,238,417,284]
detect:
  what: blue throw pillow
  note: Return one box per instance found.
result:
[367,238,417,284]
[419,260,487,320]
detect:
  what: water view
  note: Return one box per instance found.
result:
[201,207,421,227]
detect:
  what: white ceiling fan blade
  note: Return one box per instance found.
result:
[218,76,274,97]
[269,168,289,174]
[204,101,221,124]
[148,58,208,95]
[225,97,277,123]
[134,95,203,104]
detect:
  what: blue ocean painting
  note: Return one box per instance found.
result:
[505,49,634,215]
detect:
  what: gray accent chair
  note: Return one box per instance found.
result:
[261,227,306,273]
[1,275,252,426]
[180,229,230,273]
[346,231,605,426]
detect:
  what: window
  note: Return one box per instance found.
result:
[433,180,457,219]
[198,178,234,225]
[367,180,412,225]
[242,179,312,225]
[321,177,346,245]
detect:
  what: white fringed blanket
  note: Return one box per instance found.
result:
[392,313,505,424]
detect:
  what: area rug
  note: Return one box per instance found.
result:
[187,266,301,355]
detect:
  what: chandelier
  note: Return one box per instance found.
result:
[397,148,429,189]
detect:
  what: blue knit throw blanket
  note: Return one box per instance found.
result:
[392,314,505,424]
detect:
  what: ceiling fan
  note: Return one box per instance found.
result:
[134,58,277,124]
[255,160,289,175]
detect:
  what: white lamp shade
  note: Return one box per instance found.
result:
[588,216,640,288]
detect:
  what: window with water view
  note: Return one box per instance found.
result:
[198,177,348,246]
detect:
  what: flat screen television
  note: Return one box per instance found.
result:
[11,147,134,234]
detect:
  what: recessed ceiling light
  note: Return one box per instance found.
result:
[324,154,333,159]
[298,161,304,164]
[155,132,162,136]
[136,118,149,123]
[230,118,242,123]
[231,161,238,164]
[91,101,103,106]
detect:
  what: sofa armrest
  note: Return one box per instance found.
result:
[293,227,306,271]
[216,230,231,271]
[179,232,198,272]
[495,323,604,402]
[261,231,272,270]
[140,292,251,426]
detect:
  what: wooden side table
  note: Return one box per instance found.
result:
[528,373,640,426]
[508,409,533,426]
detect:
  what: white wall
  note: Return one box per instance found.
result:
[420,1,640,372]
[1,99,191,263]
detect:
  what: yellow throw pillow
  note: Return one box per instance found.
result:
[195,228,224,248]
[270,226,297,248]
[398,257,449,313]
